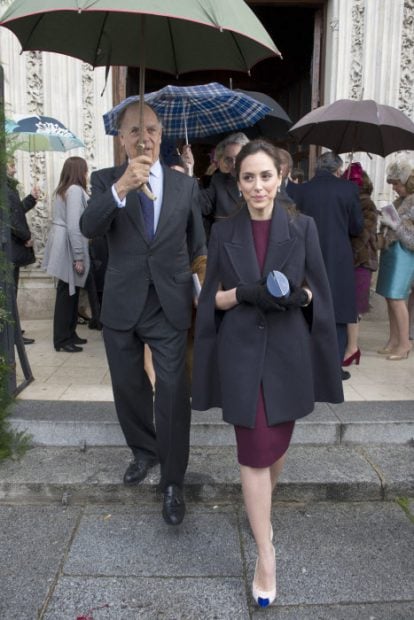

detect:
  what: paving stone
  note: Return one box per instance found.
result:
[0,504,81,619]
[43,576,249,620]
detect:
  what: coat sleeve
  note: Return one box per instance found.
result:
[191,223,223,411]
[21,194,37,214]
[348,185,364,237]
[395,198,414,251]
[65,186,87,261]
[80,170,120,239]
[186,180,207,263]
[303,217,344,402]
[9,189,31,242]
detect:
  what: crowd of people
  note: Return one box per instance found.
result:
[8,100,414,608]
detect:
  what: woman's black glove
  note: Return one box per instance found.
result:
[274,282,310,309]
[236,283,286,312]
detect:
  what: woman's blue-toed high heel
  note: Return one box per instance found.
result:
[252,545,276,608]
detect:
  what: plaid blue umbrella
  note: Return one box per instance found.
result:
[103,83,272,141]
[5,114,84,152]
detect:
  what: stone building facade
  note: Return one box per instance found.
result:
[0,0,413,318]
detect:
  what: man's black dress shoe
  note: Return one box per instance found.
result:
[55,343,83,353]
[341,369,351,381]
[123,457,158,486]
[162,484,185,526]
[22,336,35,345]
[73,333,88,344]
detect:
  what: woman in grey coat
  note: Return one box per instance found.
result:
[43,157,90,352]
[192,141,343,608]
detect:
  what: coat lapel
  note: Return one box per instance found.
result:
[224,202,297,283]
[262,202,297,276]
[224,207,261,282]
[152,165,181,241]
[225,174,241,206]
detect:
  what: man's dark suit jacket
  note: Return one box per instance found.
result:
[293,170,363,324]
[80,163,206,332]
[8,178,36,267]
[199,171,241,235]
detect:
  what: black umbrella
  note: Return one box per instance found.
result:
[288,99,414,157]
[235,89,292,139]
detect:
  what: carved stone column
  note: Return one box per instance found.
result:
[349,0,365,101]
[399,0,414,117]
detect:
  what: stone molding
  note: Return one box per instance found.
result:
[349,0,365,100]
[399,0,414,116]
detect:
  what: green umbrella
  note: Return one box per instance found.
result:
[0,0,280,73]
[0,0,281,197]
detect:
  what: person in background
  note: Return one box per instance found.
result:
[192,140,343,608]
[199,132,249,238]
[277,148,299,203]
[290,167,305,184]
[293,152,364,380]
[7,156,40,345]
[408,286,414,340]
[80,102,206,526]
[375,160,414,360]
[43,156,90,353]
[341,163,378,366]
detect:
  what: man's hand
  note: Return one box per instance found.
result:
[73,260,85,275]
[115,154,152,200]
[180,144,194,176]
[31,186,41,200]
[24,238,34,248]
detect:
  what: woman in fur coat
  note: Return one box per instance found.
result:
[376,160,414,360]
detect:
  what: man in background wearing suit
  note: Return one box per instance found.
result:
[293,152,363,380]
[80,103,206,525]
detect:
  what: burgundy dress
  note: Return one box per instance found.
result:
[235,219,295,468]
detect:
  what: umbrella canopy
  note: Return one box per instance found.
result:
[103,83,272,141]
[5,114,85,152]
[0,0,281,73]
[1,0,280,198]
[288,99,414,157]
[235,89,292,138]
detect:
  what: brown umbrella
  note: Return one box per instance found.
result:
[289,99,414,157]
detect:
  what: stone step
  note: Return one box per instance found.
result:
[8,400,414,447]
[0,444,412,504]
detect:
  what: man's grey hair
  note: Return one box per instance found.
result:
[316,152,343,174]
[215,132,249,160]
[116,101,163,133]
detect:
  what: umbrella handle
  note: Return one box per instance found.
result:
[140,182,156,201]
[136,142,156,200]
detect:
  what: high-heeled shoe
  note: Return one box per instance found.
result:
[252,547,276,608]
[342,349,361,366]
[377,346,393,355]
[386,349,411,361]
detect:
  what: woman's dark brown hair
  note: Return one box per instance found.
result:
[235,139,283,179]
[55,156,88,198]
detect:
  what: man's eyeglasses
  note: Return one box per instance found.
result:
[223,156,237,166]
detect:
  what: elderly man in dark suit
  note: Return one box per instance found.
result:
[80,103,206,525]
[293,152,363,380]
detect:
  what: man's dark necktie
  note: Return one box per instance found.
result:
[139,184,154,241]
